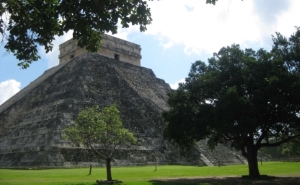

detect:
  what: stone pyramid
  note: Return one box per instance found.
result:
[0,54,246,167]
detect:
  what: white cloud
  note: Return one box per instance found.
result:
[41,31,74,69]
[163,41,174,49]
[274,1,300,37]
[170,78,185,89]
[118,0,299,55]
[143,0,262,55]
[41,0,300,69]
[0,79,21,105]
[107,22,140,40]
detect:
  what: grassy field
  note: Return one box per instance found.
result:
[0,162,299,185]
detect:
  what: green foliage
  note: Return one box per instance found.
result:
[0,0,233,69]
[163,28,300,177]
[260,137,300,158]
[206,0,244,5]
[281,138,300,156]
[64,104,136,160]
[0,0,151,68]
[272,26,300,73]
[64,104,136,181]
[206,0,218,5]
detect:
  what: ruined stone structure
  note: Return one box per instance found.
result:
[0,54,170,167]
[59,34,141,66]
[0,53,247,168]
[0,33,248,167]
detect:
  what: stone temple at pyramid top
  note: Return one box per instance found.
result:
[58,34,142,66]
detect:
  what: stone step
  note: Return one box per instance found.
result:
[200,153,214,166]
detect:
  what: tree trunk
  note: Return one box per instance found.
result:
[88,164,92,175]
[246,144,260,178]
[106,158,112,181]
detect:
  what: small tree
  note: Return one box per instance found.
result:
[64,104,136,181]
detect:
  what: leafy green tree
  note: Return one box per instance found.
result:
[163,29,300,178]
[281,137,300,157]
[0,0,225,69]
[0,0,152,68]
[272,27,300,73]
[64,104,137,181]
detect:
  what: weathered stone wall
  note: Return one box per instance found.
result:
[0,54,178,167]
[0,62,70,117]
[0,54,247,168]
[59,34,141,66]
[194,140,247,166]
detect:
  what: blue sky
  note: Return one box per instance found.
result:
[1,0,300,105]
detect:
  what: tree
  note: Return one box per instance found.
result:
[281,137,300,157]
[272,27,300,73]
[258,137,300,158]
[64,104,137,181]
[163,29,300,178]
[0,0,225,69]
[0,0,152,68]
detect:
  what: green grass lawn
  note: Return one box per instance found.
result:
[0,162,299,185]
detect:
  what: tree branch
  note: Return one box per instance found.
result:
[109,143,118,158]
[88,144,106,160]
[255,124,270,147]
[259,134,300,149]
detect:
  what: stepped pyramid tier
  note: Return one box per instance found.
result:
[59,34,142,66]
[0,54,247,168]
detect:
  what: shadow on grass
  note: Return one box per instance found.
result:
[148,176,300,185]
[68,184,92,185]
[67,184,96,185]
